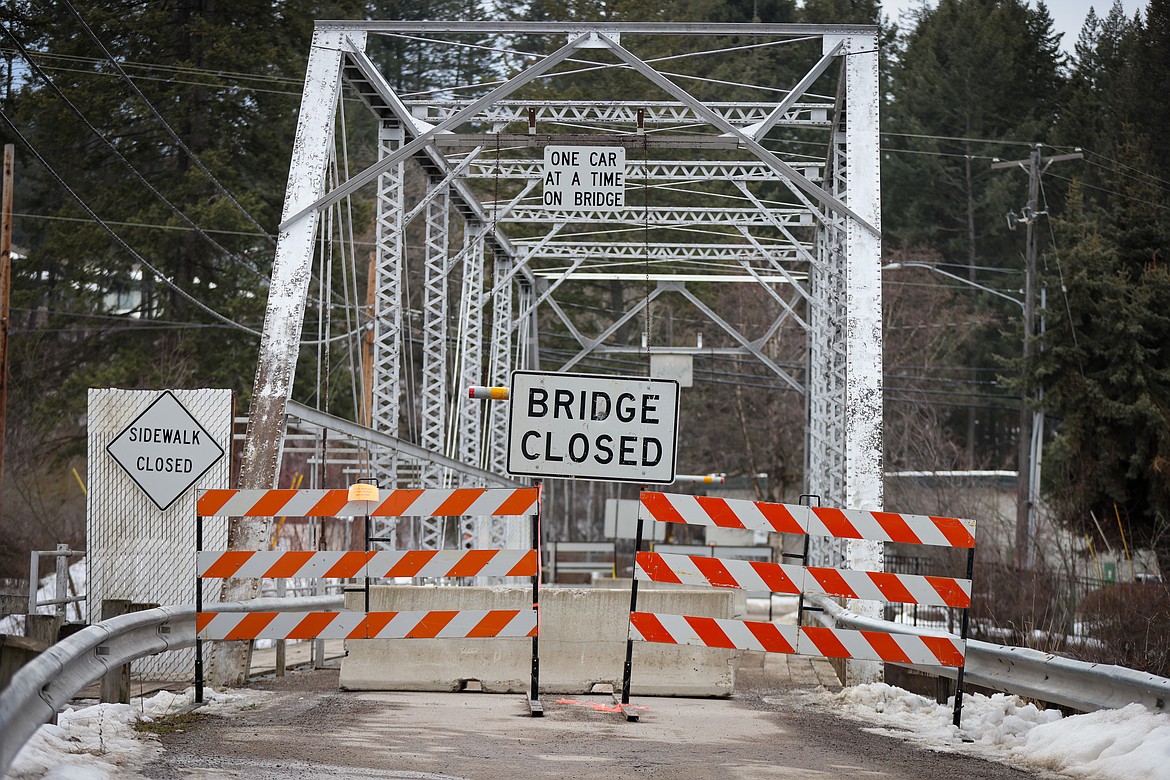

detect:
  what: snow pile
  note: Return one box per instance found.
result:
[5,687,256,780]
[1015,703,1170,778]
[831,682,1170,779]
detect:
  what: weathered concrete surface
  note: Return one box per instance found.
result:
[339,585,737,696]
[139,662,1040,780]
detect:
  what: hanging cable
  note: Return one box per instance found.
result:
[641,108,652,372]
[0,23,270,282]
[61,0,278,246]
[0,108,261,336]
[0,110,365,345]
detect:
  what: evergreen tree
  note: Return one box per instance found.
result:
[0,1,363,572]
[1036,167,1170,577]
[883,0,1062,269]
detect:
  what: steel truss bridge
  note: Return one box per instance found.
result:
[232,21,883,610]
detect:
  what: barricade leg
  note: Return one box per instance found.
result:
[529,484,543,716]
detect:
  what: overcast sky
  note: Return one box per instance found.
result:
[877,0,1151,51]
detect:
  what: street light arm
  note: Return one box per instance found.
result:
[882,262,1025,312]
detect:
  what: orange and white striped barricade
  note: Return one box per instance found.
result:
[622,491,977,726]
[194,485,545,714]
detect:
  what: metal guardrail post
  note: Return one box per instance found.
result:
[99,600,133,703]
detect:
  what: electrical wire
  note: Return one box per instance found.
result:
[1080,156,1170,196]
[0,109,364,346]
[0,22,272,283]
[0,107,262,337]
[62,0,278,246]
[1044,170,1170,213]
[0,45,305,89]
[1037,175,1081,358]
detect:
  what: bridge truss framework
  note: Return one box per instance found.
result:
[230,21,884,678]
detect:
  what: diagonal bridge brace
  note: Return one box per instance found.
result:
[593,34,879,238]
[279,33,593,232]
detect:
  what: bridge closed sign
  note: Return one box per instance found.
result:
[542,145,625,211]
[507,371,679,483]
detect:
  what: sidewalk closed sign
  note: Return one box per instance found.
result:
[507,371,679,483]
[106,390,226,510]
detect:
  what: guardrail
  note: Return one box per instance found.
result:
[806,593,1170,713]
[0,594,342,776]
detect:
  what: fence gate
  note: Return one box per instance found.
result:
[624,491,976,725]
[194,484,545,715]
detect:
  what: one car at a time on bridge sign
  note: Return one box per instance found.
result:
[506,371,680,484]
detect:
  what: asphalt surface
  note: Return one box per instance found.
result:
[138,657,1043,780]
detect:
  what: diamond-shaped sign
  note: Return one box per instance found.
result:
[106,391,225,511]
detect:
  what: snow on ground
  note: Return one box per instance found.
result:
[4,687,259,780]
[823,682,1170,779]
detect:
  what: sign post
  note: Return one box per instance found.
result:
[506,371,679,484]
[505,370,679,719]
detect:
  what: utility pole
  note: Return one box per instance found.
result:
[0,144,13,518]
[992,144,1081,568]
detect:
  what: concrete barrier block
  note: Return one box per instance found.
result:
[339,585,737,697]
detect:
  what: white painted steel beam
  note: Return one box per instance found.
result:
[230,28,361,689]
[485,252,514,478]
[514,242,808,262]
[407,100,832,127]
[240,28,356,495]
[463,160,824,182]
[497,206,814,227]
[595,33,879,236]
[419,182,451,477]
[318,21,878,36]
[279,34,592,230]
[369,120,405,550]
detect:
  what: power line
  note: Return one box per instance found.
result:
[0,107,261,337]
[0,109,364,346]
[10,60,302,98]
[1079,148,1170,190]
[0,46,305,90]
[0,22,272,283]
[1080,156,1170,196]
[61,0,277,246]
[1044,171,1170,213]
[12,211,271,239]
[881,131,1036,147]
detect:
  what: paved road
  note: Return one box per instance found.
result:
[139,654,1040,780]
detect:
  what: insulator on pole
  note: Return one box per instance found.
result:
[469,386,509,401]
